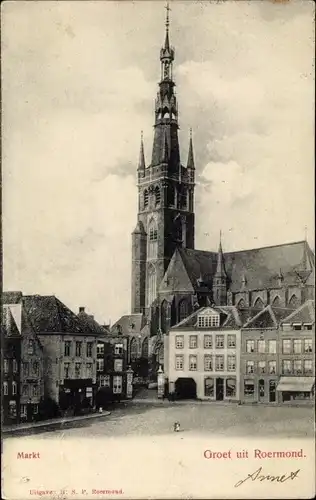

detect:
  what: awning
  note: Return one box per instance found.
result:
[276,377,315,392]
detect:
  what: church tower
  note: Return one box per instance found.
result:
[213,233,228,306]
[131,4,195,314]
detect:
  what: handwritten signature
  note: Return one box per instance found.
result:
[234,466,300,488]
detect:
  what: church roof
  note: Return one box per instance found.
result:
[175,241,314,292]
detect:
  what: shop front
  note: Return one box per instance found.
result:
[276,377,315,405]
[59,378,95,414]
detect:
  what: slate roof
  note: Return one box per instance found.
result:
[22,295,97,336]
[281,300,315,325]
[178,241,314,292]
[2,291,23,305]
[111,313,146,336]
[243,306,294,329]
[77,311,110,336]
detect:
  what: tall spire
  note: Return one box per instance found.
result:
[187,128,195,169]
[138,130,145,170]
[215,231,226,276]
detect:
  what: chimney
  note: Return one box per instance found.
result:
[79,307,85,314]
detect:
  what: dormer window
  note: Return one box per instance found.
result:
[197,311,220,328]
[293,323,302,331]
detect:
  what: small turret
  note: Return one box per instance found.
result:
[213,231,227,306]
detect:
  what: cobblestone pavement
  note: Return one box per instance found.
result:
[5,402,314,439]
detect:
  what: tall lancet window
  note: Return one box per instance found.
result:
[148,219,158,259]
[147,265,157,307]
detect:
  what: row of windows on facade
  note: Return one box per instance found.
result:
[96,343,124,356]
[3,359,19,374]
[99,374,123,393]
[244,379,277,397]
[3,381,18,395]
[175,354,236,372]
[64,341,94,358]
[175,334,236,350]
[245,339,313,354]
[204,378,237,398]
[143,187,189,210]
[4,381,40,398]
[96,359,123,373]
[245,359,313,375]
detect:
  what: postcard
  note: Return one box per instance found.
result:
[2,1,315,499]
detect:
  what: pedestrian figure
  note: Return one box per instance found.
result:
[173,421,180,432]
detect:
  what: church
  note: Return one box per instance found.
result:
[113,7,315,371]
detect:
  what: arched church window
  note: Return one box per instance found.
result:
[174,215,183,243]
[178,299,189,322]
[254,297,265,309]
[167,184,175,206]
[147,265,157,306]
[155,186,161,206]
[130,337,138,363]
[288,294,299,309]
[272,296,281,307]
[141,338,149,358]
[144,190,149,209]
[148,219,158,260]
[237,298,245,308]
[160,300,169,333]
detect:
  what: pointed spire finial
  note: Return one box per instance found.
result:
[304,225,308,241]
[187,128,195,169]
[138,130,145,170]
[215,231,226,276]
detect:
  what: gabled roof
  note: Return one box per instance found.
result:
[77,311,109,336]
[111,313,146,336]
[224,240,314,291]
[243,305,295,329]
[22,295,96,335]
[162,241,314,293]
[281,300,315,325]
[171,306,243,330]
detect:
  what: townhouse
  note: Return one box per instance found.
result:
[168,306,242,401]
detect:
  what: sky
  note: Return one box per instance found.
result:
[2,0,314,324]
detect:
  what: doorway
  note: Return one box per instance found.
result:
[258,379,265,402]
[269,380,276,402]
[175,378,197,399]
[216,378,224,401]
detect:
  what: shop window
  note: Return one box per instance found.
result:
[244,380,255,396]
[226,378,236,398]
[204,378,214,397]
